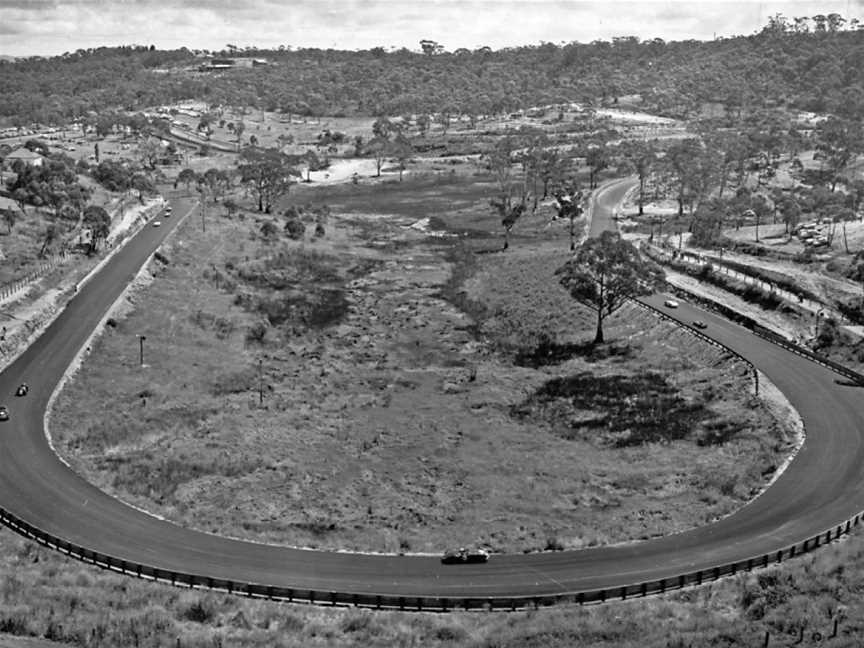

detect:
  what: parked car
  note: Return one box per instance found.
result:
[15,383,28,397]
[664,299,679,308]
[0,406,8,421]
[441,547,490,564]
[692,320,707,329]
[152,220,161,227]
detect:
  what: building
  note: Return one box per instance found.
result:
[199,57,269,72]
[4,147,43,167]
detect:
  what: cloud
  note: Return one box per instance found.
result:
[0,0,861,56]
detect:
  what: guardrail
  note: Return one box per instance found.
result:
[1,497,862,612]
[633,298,760,393]
[750,325,864,385]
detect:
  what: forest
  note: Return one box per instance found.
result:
[0,13,862,125]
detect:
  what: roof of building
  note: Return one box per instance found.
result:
[6,147,42,160]
[0,196,23,212]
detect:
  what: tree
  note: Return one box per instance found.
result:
[537,148,565,199]
[82,204,110,253]
[486,135,531,250]
[1,208,17,234]
[552,184,584,250]
[815,117,864,191]
[201,167,230,202]
[364,136,390,177]
[234,121,246,150]
[389,133,413,181]
[624,142,655,214]
[556,231,665,344]
[585,146,608,189]
[130,173,154,202]
[39,223,60,257]
[436,107,453,136]
[416,114,430,137]
[238,147,301,213]
[137,136,163,170]
[372,117,393,139]
[223,198,239,218]
[177,167,199,191]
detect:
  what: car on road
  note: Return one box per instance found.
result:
[164,206,172,216]
[441,547,490,564]
[692,320,707,329]
[664,299,679,308]
[0,406,8,421]
[152,220,161,227]
[15,383,28,397]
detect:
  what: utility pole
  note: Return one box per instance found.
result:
[258,357,264,405]
[200,193,206,233]
[138,335,146,366]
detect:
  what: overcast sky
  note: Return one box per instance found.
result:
[1,0,862,57]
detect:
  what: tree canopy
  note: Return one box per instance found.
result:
[556,231,666,343]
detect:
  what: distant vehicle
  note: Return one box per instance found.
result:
[664,299,680,308]
[164,206,172,216]
[0,406,8,421]
[442,547,489,564]
[15,383,28,397]
[152,220,162,227]
[692,320,707,329]
[798,230,815,240]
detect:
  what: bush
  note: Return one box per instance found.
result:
[245,321,268,344]
[284,218,306,240]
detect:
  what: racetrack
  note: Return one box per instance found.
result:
[0,183,863,608]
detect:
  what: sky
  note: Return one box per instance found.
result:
[1,0,862,57]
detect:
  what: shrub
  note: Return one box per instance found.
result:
[245,321,268,344]
[284,218,306,240]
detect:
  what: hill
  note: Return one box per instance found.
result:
[0,16,861,126]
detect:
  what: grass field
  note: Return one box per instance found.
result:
[49,175,799,556]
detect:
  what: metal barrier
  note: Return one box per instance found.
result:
[0,499,860,612]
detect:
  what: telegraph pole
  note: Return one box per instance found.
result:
[258,357,264,405]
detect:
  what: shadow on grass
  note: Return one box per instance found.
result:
[515,335,635,368]
[512,371,709,447]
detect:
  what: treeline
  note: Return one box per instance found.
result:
[0,15,862,124]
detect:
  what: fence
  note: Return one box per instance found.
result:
[643,242,840,322]
[1,497,862,612]
[0,250,71,304]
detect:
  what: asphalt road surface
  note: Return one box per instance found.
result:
[0,187,863,603]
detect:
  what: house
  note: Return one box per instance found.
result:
[199,57,269,71]
[4,147,43,167]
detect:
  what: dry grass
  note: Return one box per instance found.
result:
[50,177,798,556]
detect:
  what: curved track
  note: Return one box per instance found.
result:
[1,186,863,605]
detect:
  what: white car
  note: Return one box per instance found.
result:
[152,220,162,227]
[664,299,679,308]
